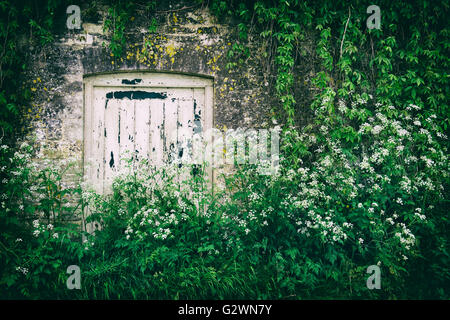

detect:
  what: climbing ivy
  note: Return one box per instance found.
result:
[103,1,135,61]
[209,0,448,132]
[0,0,69,144]
[102,1,158,64]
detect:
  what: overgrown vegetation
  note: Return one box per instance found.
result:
[0,0,449,299]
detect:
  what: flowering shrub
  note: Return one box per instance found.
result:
[223,97,449,298]
[0,141,84,298]
[1,122,447,299]
[76,160,258,299]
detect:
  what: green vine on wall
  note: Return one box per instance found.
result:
[103,1,134,62]
[103,1,158,65]
[209,0,448,134]
[0,0,70,144]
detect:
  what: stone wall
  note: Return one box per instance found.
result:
[22,0,312,188]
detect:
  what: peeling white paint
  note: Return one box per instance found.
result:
[83,71,213,194]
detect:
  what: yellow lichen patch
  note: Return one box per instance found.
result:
[206,52,223,73]
[126,34,183,68]
[166,44,178,58]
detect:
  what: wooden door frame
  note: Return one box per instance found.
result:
[82,70,214,233]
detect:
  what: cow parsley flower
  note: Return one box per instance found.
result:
[372,125,383,135]
[16,266,29,275]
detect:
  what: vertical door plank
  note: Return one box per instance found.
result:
[164,93,179,164]
[192,88,205,165]
[119,98,136,168]
[103,99,120,193]
[134,100,151,162]
[177,89,194,166]
[150,99,164,166]
[177,89,194,182]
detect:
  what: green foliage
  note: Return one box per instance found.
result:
[0,141,84,298]
[0,134,448,299]
[0,0,68,145]
[212,0,448,131]
[103,1,158,62]
[103,1,135,60]
[0,0,448,300]
[209,0,449,298]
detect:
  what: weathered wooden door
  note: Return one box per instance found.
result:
[83,71,214,194]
